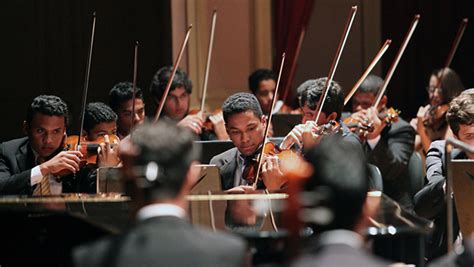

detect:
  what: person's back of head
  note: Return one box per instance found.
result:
[149,66,192,102]
[108,82,143,113]
[298,78,344,120]
[303,135,369,232]
[127,121,201,202]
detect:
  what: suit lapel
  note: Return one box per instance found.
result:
[220,149,238,190]
[16,139,34,172]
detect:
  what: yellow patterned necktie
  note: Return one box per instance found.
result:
[32,157,51,196]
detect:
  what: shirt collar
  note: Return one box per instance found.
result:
[137,203,186,221]
[317,229,364,249]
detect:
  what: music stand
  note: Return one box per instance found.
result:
[272,113,302,137]
[97,167,123,193]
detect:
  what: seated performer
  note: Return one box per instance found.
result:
[248,69,292,114]
[280,78,361,150]
[293,135,391,266]
[73,121,246,267]
[109,82,146,139]
[0,95,82,195]
[150,66,228,140]
[411,68,464,154]
[347,74,415,210]
[210,93,288,191]
[414,89,474,261]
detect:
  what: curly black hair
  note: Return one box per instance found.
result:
[84,102,118,133]
[298,78,344,120]
[248,69,276,94]
[109,82,143,112]
[26,95,69,125]
[149,66,192,101]
[222,92,263,123]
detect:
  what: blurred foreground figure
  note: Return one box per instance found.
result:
[293,135,391,267]
[73,121,246,267]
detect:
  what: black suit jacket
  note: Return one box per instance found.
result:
[73,216,246,267]
[0,137,96,195]
[365,118,415,210]
[414,140,465,261]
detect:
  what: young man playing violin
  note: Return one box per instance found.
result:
[414,89,474,261]
[0,95,83,195]
[279,77,361,150]
[109,82,146,139]
[210,93,288,191]
[150,66,228,140]
[345,75,415,210]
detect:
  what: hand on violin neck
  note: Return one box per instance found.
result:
[280,124,306,150]
[261,155,287,191]
[39,150,82,176]
[365,107,385,140]
[177,113,205,135]
[97,134,121,168]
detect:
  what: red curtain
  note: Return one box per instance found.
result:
[273,0,314,106]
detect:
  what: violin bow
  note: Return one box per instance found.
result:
[373,15,420,109]
[343,39,392,106]
[200,9,217,112]
[253,52,286,189]
[77,12,97,149]
[434,18,468,93]
[314,6,357,124]
[154,25,193,122]
[131,41,139,130]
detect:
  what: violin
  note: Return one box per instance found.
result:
[422,104,448,131]
[188,108,222,132]
[343,107,400,137]
[52,134,120,177]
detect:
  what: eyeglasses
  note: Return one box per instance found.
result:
[426,86,443,94]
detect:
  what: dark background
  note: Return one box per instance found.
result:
[0,0,472,141]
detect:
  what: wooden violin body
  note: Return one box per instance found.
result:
[63,134,120,165]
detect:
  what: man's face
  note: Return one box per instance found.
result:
[164,87,190,120]
[255,79,277,114]
[85,121,117,141]
[457,124,474,159]
[352,92,376,112]
[26,114,66,158]
[117,98,145,136]
[301,105,329,125]
[226,111,265,156]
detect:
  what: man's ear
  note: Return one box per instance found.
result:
[22,121,29,135]
[378,95,388,110]
[327,112,338,121]
[261,115,267,125]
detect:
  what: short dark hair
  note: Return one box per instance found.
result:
[447,89,474,136]
[299,78,344,119]
[358,74,384,95]
[222,92,263,123]
[108,82,143,112]
[303,135,368,232]
[248,69,276,94]
[433,68,465,104]
[83,102,117,133]
[149,66,192,101]
[131,121,201,201]
[26,95,69,126]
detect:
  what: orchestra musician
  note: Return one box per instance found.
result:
[73,121,246,267]
[346,74,416,210]
[414,89,474,261]
[149,66,228,140]
[0,95,83,195]
[279,78,362,150]
[410,68,465,154]
[109,82,146,139]
[210,92,288,191]
[248,69,292,114]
